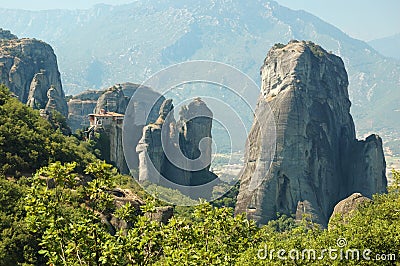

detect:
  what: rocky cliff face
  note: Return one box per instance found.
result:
[67,82,163,133]
[0,29,68,116]
[136,98,217,198]
[235,41,387,227]
[76,83,165,174]
[136,99,174,183]
[67,90,103,131]
[68,84,128,133]
[94,85,128,114]
[177,99,213,169]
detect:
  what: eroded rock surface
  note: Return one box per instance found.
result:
[235,41,387,227]
[67,90,104,131]
[328,192,371,227]
[136,99,175,182]
[67,82,163,136]
[0,29,68,116]
[94,85,128,114]
[137,98,217,197]
[100,188,174,234]
[68,83,164,174]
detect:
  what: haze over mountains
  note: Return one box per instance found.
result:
[369,33,400,60]
[0,0,399,154]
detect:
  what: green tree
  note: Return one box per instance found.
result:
[0,177,45,265]
[158,202,258,265]
[25,161,119,265]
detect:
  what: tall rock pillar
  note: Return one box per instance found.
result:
[235,41,387,226]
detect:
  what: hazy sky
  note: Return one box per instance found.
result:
[0,0,398,41]
[277,0,400,41]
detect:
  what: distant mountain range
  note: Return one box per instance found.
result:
[0,0,399,153]
[369,33,400,60]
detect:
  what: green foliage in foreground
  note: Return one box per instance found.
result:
[0,85,96,175]
[20,161,257,265]
[0,177,45,265]
[1,163,398,265]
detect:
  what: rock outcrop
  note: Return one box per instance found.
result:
[328,192,371,227]
[78,83,165,174]
[136,98,217,197]
[144,206,174,224]
[136,99,174,183]
[110,118,127,175]
[89,84,134,170]
[235,41,387,227]
[67,90,104,131]
[175,98,215,186]
[67,82,163,133]
[347,134,387,197]
[100,188,174,234]
[0,29,68,116]
[94,85,128,114]
[177,99,213,171]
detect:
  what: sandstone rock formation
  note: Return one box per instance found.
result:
[100,188,174,234]
[136,99,174,183]
[136,98,217,197]
[177,99,213,171]
[83,85,129,173]
[76,83,165,174]
[0,29,68,116]
[67,90,104,131]
[176,98,215,186]
[144,206,174,224]
[328,192,371,227]
[94,85,128,114]
[67,82,163,133]
[347,135,387,197]
[235,41,387,227]
[110,119,127,175]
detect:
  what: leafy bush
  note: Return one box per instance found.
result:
[0,177,45,265]
[273,43,286,49]
[307,41,326,58]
